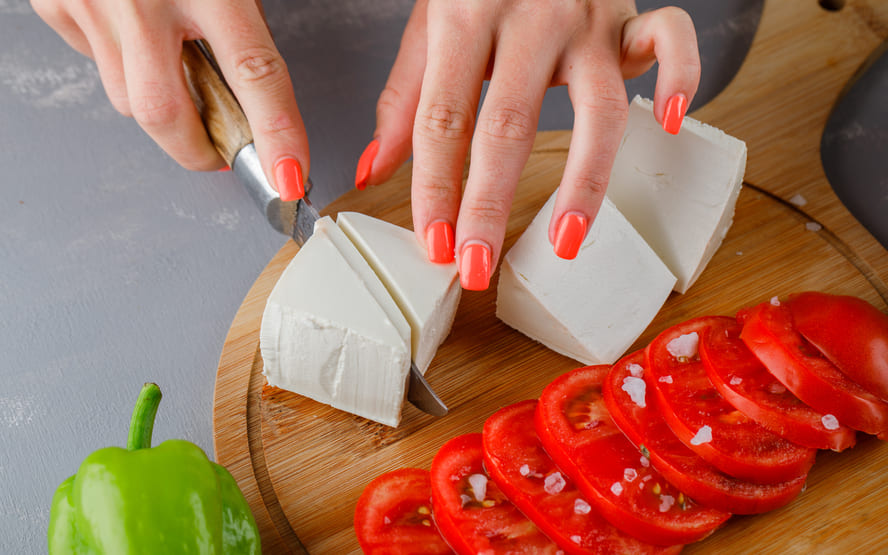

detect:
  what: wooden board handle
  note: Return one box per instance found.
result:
[182,40,253,165]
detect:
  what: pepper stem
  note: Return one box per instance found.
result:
[127,383,162,451]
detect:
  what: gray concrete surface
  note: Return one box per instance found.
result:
[2,1,884,552]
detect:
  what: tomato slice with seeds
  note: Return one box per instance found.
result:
[785,291,888,402]
[645,316,817,484]
[535,365,729,546]
[354,468,452,554]
[604,349,807,515]
[740,300,888,435]
[482,399,682,554]
[430,433,560,554]
[699,316,856,451]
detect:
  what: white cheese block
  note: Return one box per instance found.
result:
[259,216,410,427]
[336,212,461,374]
[496,193,676,365]
[606,96,747,293]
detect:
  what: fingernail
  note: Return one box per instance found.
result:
[274,157,305,201]
[426,220,455,264]
[460,241,492,291]
[663,94,688,135]
[553,212,588,260]
[218,165,231,172]
[355,139,380,191]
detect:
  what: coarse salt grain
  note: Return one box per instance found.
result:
[574,498,592,515]
[640,456,650,468]
[768,382,787,395]
[628,363,644,377]
[806,222,822,232]
[790,193,807,206]
[770,296,781,306]
[667,332,699,360]
[822,414,840,430]
[659,495,676,513]
[519,464,531,477]
[690,425,713,445]
[622,376,647,408]
[544,472,566,495]
[659,375,673,384]
[468,474,488,502]
[611,482,624,496]
[624,468,638,482]
[730,376,743,386]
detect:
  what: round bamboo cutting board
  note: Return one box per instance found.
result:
[214,1,888,553]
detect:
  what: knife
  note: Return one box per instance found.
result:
[181,40,447,417]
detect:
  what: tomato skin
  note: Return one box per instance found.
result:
[429,433,560,554]
[785,291,888,402]
[604,350,808,515]
[699,317,856,452]
[645,316,817,484]
[482,399,682,554]
[740,300,888,435]
[535,365,729,546]
[354,468,453,555]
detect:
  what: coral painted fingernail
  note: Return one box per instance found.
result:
[426,220,455,264]
[553,212,588,260]
[355,139,380,191]
[460,241,492,291]
[274,158,305,201]
[663,94,688,135]
[218,165,231,172]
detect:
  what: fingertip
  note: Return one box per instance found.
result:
[662,93,688,135]
[459,240,492,291]
[553,211,588,260]
[355,139,380,190]
[426,220,455,263]
[273,157,305,201]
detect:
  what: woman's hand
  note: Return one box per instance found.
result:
[360,0,700,290]
[30,0,309,201]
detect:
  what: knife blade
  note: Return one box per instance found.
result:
[181,40,448,417]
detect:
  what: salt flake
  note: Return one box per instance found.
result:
[821,414,840,431]
[790,193,808,206]
[624,468,638,482]
[610,482,624,496]
[659,375,673,384]
[659,495,676,513]
[468,474,488,502]
[574,498,592,515]
[770,296,781,306]
[806,222,823,232]
[730,376,743,386]
[544,472,566,495]
[519,464,531,477]
[628,363,644,377]
[667,332,699,360]
[621,376,646,408]
[690,425,713,445]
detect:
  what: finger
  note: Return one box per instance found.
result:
[410,3,494,265]
[547,54,629,259]
[202,5,309,200]
[455,30,557,289]
[357,0,428,191]
[621,6,700,133]
[31,1,93,58]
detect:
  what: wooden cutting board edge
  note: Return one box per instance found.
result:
[214,1,888,552]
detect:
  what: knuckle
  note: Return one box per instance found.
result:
[464,196,511,226]
[129,85,181,128]
[571,169,610,198]
[476,98,537,144]
[232,46,287,85]
[417,100,475,142]
[376,85,405,114]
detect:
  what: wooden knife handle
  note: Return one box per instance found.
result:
[181,40,253,165]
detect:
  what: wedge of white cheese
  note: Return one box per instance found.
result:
[336,211,461,375]
[259,216,411,427]
[497,193,676,365]
[606,96,747,293]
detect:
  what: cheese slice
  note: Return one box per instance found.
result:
[496,193,676,365]
[606,96,747,293]
[336,211,461,374]
[259,216,410,427]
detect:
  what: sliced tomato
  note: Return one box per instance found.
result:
[785,291,888,402]
[535,365,729,546]
[354,468,452,554]
[740,300,888,435]
[699,316,856,452]
[604,349,808,515]
[429,433,560,554]
[482,399,682,554]
[645,316,816,484]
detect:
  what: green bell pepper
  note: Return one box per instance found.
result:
[48,383,261,554]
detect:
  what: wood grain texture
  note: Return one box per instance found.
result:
[214,1,888,553]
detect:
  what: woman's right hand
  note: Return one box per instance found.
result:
[30,0,310,201]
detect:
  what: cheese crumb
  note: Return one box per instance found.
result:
[519,464,531,477]
[624,468,638,482]
[690,425,713,445]
[659,494,676,513]
[544,472,566,495]
[640,456,650,468]
[667,332,699,360]
[621,376,646,407]
[574,498,592,515]
[610,482,624,496]
[659,375,673,384]
[770,296,781,306]
[730,376,743,386]
[468,474,488,502]
[790,193,808,206]
[570,536,582,545]
[806,222,822,232]
[821,414,840,430]
[628,363,644,377]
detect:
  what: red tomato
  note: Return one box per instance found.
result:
[604,350,808,515]
[740,300,888,435]
[535,365,729,546]
[645,316,816,484]
[354,468,453,554]
[482,399,682,554]
[429,433,560,554]
[786,291,888,402]
[699,316,856,452]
